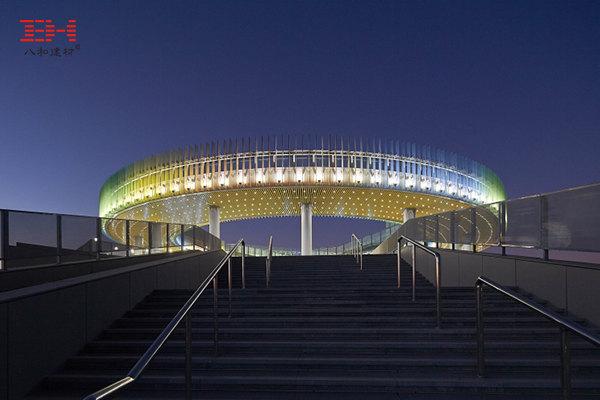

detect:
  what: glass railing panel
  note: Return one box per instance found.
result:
[401,218,418,240]
[167,224,181,251]
[362,235,372,248]
[128,220,150,255]
[454,208,474,245]
[425,216,437,242]
[343,243,350,255]
[62,215,101,260]
[475,204,500,246]
[146,222,166,254]
[437,211,452,245]
[7,211,58,268]
[194,227,212,252]
[372,231,381,245]
[547,184,600,251]
[0,211,5,270]
[504,196,541,248]
[99,217,128,257]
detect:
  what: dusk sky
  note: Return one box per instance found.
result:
[1,1,599,249]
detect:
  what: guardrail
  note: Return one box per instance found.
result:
[0,209,223,271]
[398,235,441,328]
[82,238,245,400]
[315,224,400,255]
[266,236,273,288]
[393,183,600,257]
[475,276,600,400]
[351,234,363,270]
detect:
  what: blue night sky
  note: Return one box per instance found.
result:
[1,0,599,249]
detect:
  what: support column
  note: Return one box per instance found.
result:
[301,203,312,256]
[152,223,164,251]
[209,205,220,239]
[133,236,143,255]
[403,207,416,222]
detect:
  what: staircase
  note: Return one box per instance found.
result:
[28,255,600,399]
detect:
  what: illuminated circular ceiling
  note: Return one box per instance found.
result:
[100,136,506,234]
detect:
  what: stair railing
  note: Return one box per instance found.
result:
[351,234,363,270]
[83,238,246,400]
[475,276,600,400]
[266,236,273,288]
[398,235,441,328]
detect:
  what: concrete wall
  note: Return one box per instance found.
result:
[0,249,225,400]
[402,246,600,328]
[0,252,175,293]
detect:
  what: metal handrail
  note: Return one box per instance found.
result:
[266,236,273,288]
[398,235,441,328]
[351,234,363,270]
[475,276,600,400]
[83,238,246,400]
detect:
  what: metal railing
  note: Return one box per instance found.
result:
[226,242,299,257]
[385,183,600,258]
[475,276,600,400]
[0,208,223,271]
[398,235,441,328]
[314,223,400,255]
[266,236,273,288]
[83,238,246,400]
[351,234,363,270]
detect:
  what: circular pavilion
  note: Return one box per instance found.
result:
[99,136,506,254]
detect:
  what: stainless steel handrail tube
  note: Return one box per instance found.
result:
[83,238,246,400]
[266,236,273,288]
[241,243,246,289]
[475,276,600,400]
[398,235,441,328]
[351,234,363,270]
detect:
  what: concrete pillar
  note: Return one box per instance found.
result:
[209,205,220,239]
[151,223,164,250]
[403,207,416,222]
[133,236,143,255]
[301,203,312,256]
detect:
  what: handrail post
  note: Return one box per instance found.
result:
[560,326,571,400]
[213,275,219,357]
[1,210,8,271]
[476,283,485,377]
[266,259,269,289]
[192,225,196,251]
[228,258,232,318]
[397,240,401,288]
[185,312,192,400]
[360,242,363,270]
[400,236,442,326]
[166,223,170,253]
[471,207,477,253]
[266,236,273,288]
[435,254,441,329]
[241,241,246,289]
[352,234,363,270]
[125,220,130,257]
[412,242,416,301]
[56,214,62,265]
[96,217,102,260]
[181,224,184,252]
[147,221,152,255]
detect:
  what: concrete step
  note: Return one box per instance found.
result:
[28,254,600,399]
